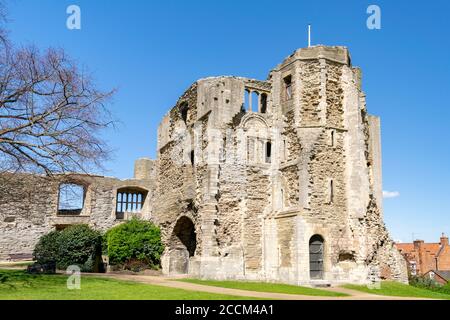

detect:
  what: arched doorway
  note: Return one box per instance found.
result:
[309,235,324,279]
[169,216,196,274]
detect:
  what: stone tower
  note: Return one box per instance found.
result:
[153,45,407,285]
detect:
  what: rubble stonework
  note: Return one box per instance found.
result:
[0,45,408,285]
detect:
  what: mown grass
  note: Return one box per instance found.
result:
[0,270,256,300]
[344,281,450,300]
[177,278,348,297]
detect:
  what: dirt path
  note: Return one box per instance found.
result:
[91,273,430,300]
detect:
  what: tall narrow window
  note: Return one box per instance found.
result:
[330,130,335,147]
[190,150,195,165]
[266,141,272,163]
[251,91,259,112]
[180,103,189,124]
[329,180,334,204]
[284,75,292,100]
[244,90,250,112]
[260,93,268,113]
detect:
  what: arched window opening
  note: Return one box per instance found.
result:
[116,188,147,220]
[58,183,85,215]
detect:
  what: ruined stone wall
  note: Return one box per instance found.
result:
[0,173,155,261]
[242,167,270,271]
[277,216,296,268]
[0,175,57,260]
[325,62,344,128]
[299,61,322,126]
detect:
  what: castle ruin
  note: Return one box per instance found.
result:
[0,46,408,286]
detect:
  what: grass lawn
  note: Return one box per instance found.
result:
[177,278,348,297]
[344,281,450,300]
[0,270,256,300]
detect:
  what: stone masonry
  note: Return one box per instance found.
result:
[0,45,408,286]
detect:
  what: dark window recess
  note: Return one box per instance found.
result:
[331,130,335,147]
[180,103,189,124]
[260,93,268,113]
[58,183,84,215]
[116,189,147,219]
[330,180,334,204]
[266,141,272,163]
[284,75,292,100]
[190,150,195,165]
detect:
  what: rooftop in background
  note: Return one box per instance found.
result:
[395,234,450,276]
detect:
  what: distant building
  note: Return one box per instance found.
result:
[423,270,450,285]
[395,234,450,276]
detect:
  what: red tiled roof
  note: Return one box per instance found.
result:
[395,243,441,255]
[395,243,414,252]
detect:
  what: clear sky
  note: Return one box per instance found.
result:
[5,0,450,242]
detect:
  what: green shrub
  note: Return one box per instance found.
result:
[410,275,450,295]
[32,225,104,273]
[57,225,103,272]
[33,230,61,265]
[105,218,164,270]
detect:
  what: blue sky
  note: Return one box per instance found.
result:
[5,0,450,242]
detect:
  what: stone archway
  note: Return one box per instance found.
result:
[309,234,324,279]
[168,216,197,274]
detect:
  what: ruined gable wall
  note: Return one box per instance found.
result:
[0,175,57,260]
[0,173,154,261]
[154,84,200,248]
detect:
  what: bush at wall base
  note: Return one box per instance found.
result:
[105,218,164,271]
[32,224,104,273]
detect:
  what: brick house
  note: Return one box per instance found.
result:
[395,234,450,276]
[423,270,450,285]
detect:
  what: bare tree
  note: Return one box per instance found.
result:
[0,4,115,175]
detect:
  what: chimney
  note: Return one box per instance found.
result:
[440,233,449,246]
[414,240,424,249]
